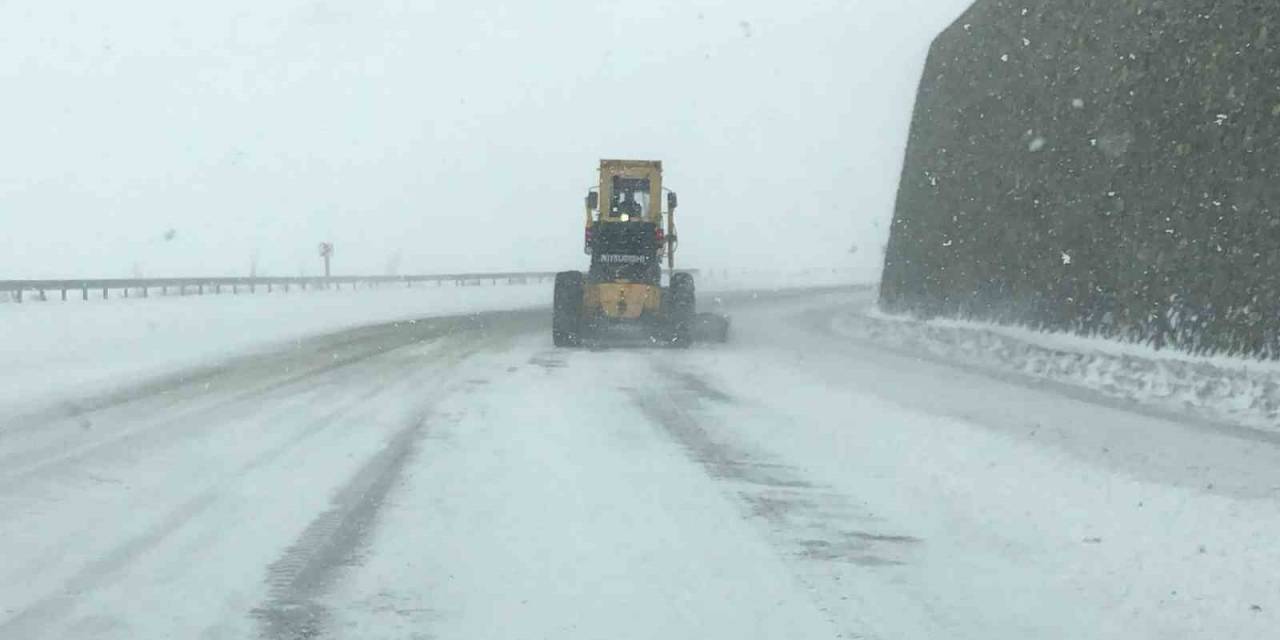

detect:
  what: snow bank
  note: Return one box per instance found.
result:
[0,282,547,413]
[1,269,863,413]
[832,307,1280,433]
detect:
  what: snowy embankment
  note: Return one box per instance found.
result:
[833,305,1280,433]
[0,268,859,413]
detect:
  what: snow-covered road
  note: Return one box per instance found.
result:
[2,289,1278,639]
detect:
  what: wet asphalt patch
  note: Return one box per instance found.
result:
[527,352,567,370]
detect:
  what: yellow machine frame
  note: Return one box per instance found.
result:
[555,158,722,347]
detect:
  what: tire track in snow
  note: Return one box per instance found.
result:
[0,314,516,638]
[0,367,437,638]
[0,492,219,638]
[251,409,430,640]
[630,377,919,566]
[629,362,923,639]
[249,327,506,640]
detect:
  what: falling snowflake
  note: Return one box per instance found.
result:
[1061,252,1072,265]
[1215,114,1229,126]
[1028,137,1047,152]
[1071,98,1085,109]
[1000,53,1009,62]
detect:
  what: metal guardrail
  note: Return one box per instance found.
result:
[0,268,721,303]
[0,267,861,304]
[0,272,564,302]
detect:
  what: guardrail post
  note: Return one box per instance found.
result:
[14,289,21,303]
[82,286,88,300]
[142,287,148,298]
[61,288,67,301]
[39,290,47,301]
[102,287,108,299]
[123,288,129,298]
[198,284,204,295]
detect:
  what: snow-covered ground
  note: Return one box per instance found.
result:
[834,304,1280,434]
[0,268,857,414]
[3,288,1277,639]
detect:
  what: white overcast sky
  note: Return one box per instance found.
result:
[0,0,973,279]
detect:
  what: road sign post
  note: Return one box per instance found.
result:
[318,242,333,279]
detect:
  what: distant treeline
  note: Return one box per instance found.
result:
[880,0,1280,357]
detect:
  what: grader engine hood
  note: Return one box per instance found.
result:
[588,222,661,284]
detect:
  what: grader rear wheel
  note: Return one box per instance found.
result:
[667,272,696,348]
[552,271,584,347]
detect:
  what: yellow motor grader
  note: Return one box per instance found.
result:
[553,159,728,347]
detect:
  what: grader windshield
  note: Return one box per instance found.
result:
[607,177,652,221]
[596,160,663,225]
